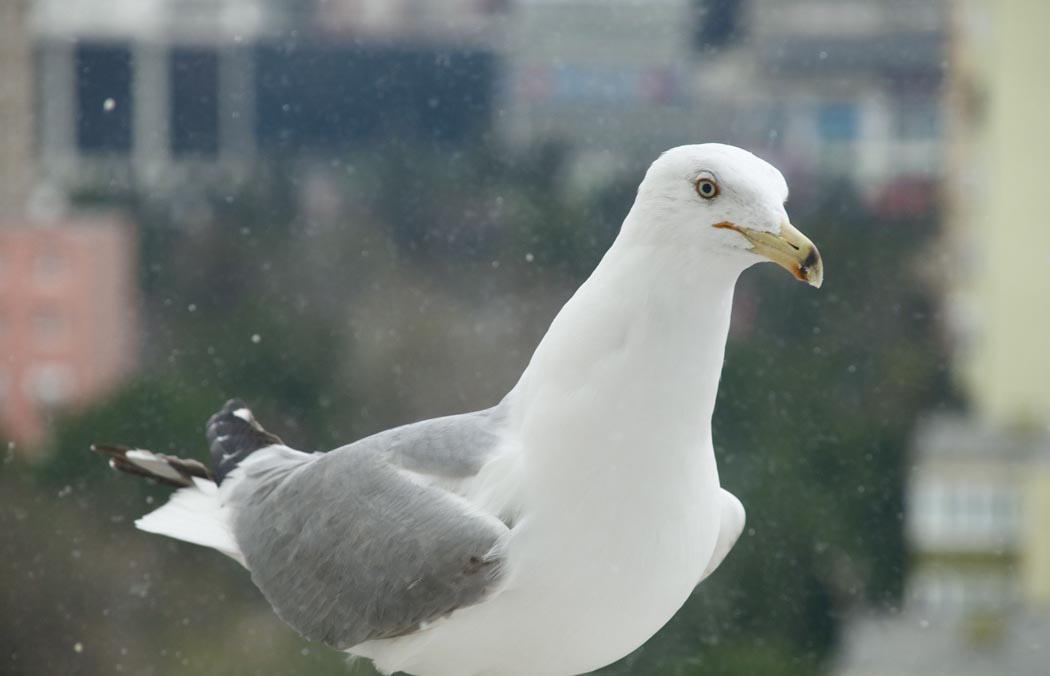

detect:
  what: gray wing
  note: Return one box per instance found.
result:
[227,407,509,650]
[355,405,507,481]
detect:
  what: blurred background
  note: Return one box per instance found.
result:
[1,0,1048,674]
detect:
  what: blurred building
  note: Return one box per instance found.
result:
[31,0,506,199]
[907,418,1050,610]
[834,415,1050,674]
[28,0,947,204]
[0,217,138,448]
[0,0,139,451]
[501,0,946,204]
[499,1,697,160]
[740,0,944,189]
[833,2,1050,674]
[834,416,1050,675]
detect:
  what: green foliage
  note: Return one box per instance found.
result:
[35,376,215,492]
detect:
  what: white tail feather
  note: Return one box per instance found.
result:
[135,477,245,566]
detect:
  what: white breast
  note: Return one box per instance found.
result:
[354,240,739,676]
[358,441,720,676]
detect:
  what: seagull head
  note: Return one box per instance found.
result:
[629,143,823,288]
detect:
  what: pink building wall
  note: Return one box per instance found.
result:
[0,216,137,449]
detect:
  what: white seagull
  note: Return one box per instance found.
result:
[93,143,823,676]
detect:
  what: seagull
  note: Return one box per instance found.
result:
[92,143,822,676]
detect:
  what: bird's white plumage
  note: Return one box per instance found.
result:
[135,144,807,676]
[350,145,791,676]
[353,224,743,676]
[136,477,244,564]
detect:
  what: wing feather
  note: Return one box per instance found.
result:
[227,407,509,650]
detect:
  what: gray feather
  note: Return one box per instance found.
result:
[227,407,509,650]
[351,406,505,479]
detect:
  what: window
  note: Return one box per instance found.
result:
[693,0,743,50]
[170,47,220,156]
[910,477,1020,550]
[24,362,75,406]
[75,43,134,152]
[817,103,859,142]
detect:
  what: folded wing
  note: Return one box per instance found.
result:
[225,408,511,650]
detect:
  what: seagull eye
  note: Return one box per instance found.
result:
[695,178,719,200]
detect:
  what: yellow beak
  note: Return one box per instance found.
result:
[714,220,823,288]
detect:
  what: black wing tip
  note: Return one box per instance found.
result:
[206,398,262,435]
[206,397,283,484]
[89,443,212,487]
[90,444,138,467]
[90,443,127,456]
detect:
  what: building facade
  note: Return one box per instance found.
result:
[0,217,138,448]
[499,0,945,202]
[30,0,506,200]
[833,2,1050,674]
[29,0,946,203]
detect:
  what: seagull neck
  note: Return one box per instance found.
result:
[511,229,742,464]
